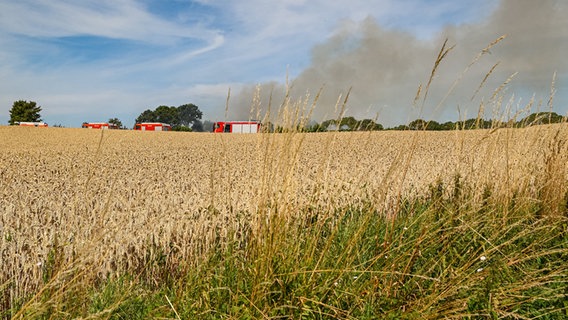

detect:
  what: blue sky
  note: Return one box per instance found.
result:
[1,0,566,128]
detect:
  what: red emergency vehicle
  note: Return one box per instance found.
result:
[213,121,261,133]
[133,122,171,131]
[82,122,118,129]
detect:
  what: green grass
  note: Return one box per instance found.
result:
[7,179,566,319]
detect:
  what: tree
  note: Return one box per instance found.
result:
[356,119,383,131]
[153,106,179,126]
[134,103,204,130]
[440,121,456,130]
[172,125,192,132]
[108,118,124,129]
[517,112,565,127]
[319,119,337,131]
[408,119,428,130]
[135,109,156,124]
[178,103,203,127]
[9,100,42,125]
[390,124,409,130]
[134,106,179,127]
[339,116,358,131]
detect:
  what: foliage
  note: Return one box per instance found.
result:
[134,104,203,130]
[7,188,566,319]
[314,117,383,132]
[407,118,429,130]
[458,118,494,129]
[307,111,564,132]
[517,112,565,127]
[178,103,203,128]
[357,118,383,131]
[108,118,124,129]
[134,109,157,124]
[8,100,42,125]
[172,125,192,132]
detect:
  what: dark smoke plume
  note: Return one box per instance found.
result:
[229,0,567,127]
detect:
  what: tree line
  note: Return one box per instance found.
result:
[386,112,566,131]
[134,104,204,131]
[7,100,207,131]
[300,112,565,132]
[6,100,566,131]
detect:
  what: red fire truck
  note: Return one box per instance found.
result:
[213,121,261,133]
[15,122,48,127]
[82,122,119,129]
[133,122,171,131]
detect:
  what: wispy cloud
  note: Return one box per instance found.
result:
[0,0,219,43]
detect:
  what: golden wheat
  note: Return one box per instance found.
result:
[0,123,566,304]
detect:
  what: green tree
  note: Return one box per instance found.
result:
[517,112,565,127]
[178,103,203,128]
[9,100,42,125]
[315,117,384,132]
[390,124,409,130]
[172,125,192,132]
[441,121,456,130]
[462,118,478,129]
[425,120,442,130]
[108,118,124,129]
[339,116,358,131]
[153,106,179,126]
[134,104,204,130]
[408,119,428,130]
[356,119,383,131]
[319,119,337,131]
[135,109,156,124]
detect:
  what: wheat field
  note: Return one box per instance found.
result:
[1,123,567,316]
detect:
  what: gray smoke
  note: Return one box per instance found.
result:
[229,0,567,127]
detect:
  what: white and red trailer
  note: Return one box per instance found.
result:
[15,122,48,127]
[133,122,172,131]
[213,121,261,133]
[82,122,118,129]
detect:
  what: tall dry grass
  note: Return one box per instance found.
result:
[1,36,567,318]
[1,115,566,318]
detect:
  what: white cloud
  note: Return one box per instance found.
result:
[0,0,220,44]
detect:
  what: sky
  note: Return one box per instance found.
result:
[0,0,566,128]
